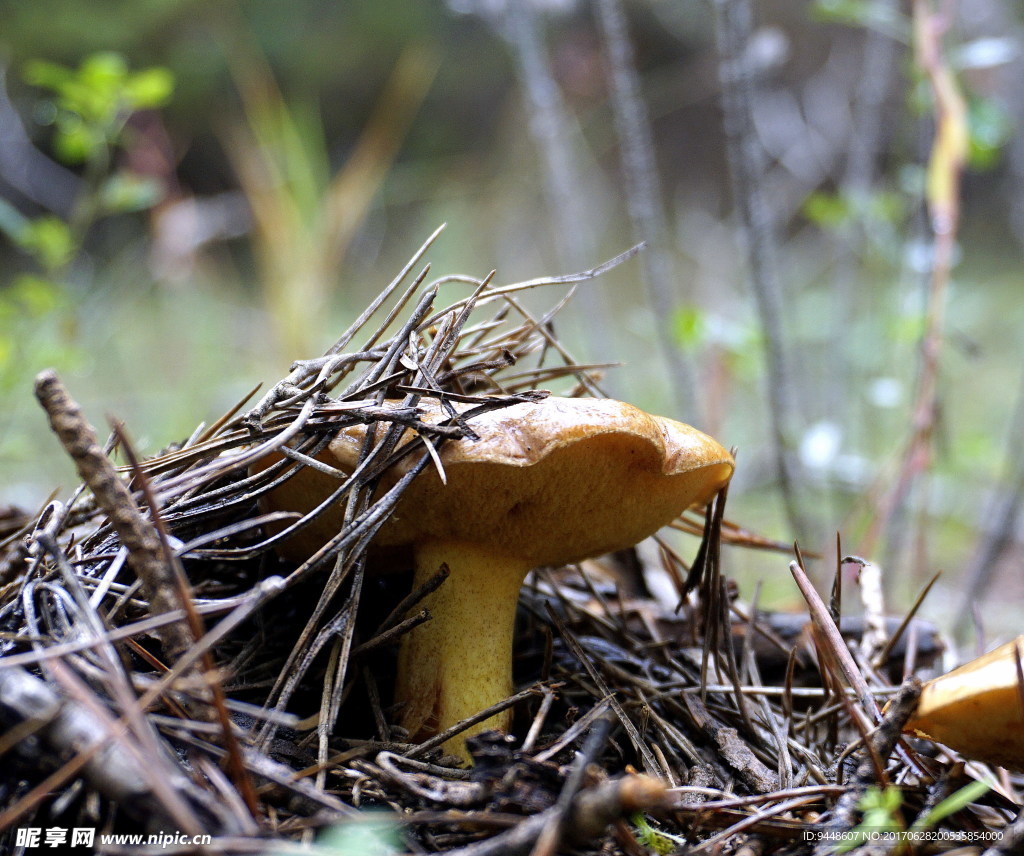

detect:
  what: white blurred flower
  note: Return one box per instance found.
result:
[800,421,842,470]
[868,376,903,409]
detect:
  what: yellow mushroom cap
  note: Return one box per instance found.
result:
[256,395,733,757]
[905,635,1024,771]
[263,395,735,565]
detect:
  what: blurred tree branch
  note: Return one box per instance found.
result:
[958,364,1024,638]
[500,5,594,272]
[486,2,613,360]
[861,0,967,563]
[829,1,901,418]
[712,0,810,539]
[595,0,698,417]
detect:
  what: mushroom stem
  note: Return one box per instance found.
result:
[395,539,533,758]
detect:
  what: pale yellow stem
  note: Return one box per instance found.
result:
[394,539,532,760]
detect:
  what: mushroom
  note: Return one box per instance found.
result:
[904,635,1024,771]
[257,396,734,758]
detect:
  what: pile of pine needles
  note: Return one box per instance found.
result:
[1,232,1020,854]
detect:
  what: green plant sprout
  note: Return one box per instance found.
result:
[24,52,173,162]
[0,52,174,397]
[829,786,903,854]
[631,811,686,855]
[834,779,992,854]
[909,777,991,836]
[23,51,174,242]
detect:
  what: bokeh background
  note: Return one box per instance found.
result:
[2,0,1022,638]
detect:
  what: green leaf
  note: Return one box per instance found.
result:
[125,67,175,109]
[100,172,166,214]
[22,59,73,92]
[804,192,852,228]
[79,52,129,94]
[53,116,100,164]
[23,52,176,161]
[832,786,905,853]
[672,305,706,350]
[860,785,903,818]
[967,97,1012,171]
[810,0,908,40]
[890,312,927,344]
[911,779,991,832]
[865,190,905,224]
[15,217,74,272]
[9,275,66,317]
[811,0,875,27]
[59,78,117,125]
[630,813,683,855]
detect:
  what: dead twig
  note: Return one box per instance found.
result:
[441,773,668,856]
[812,678,922,856]
[33,371,195,663]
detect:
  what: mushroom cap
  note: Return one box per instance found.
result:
[904,635,1024,771]
[263,396,734,566]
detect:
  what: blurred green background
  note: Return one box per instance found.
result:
[2,0,1023,636]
